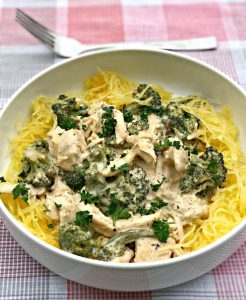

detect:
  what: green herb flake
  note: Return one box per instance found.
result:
[151,177,166,192]
[152,220,169,242]
[82,124,87,131]
[122,106,133,123]
[47,223,54,229]
[55,203,62,209]
[106,195,131,226]
[0,176,6,182]
[120,152,127,158]
[140,106,153,122]
[138,198,167,215]
[173,140,181,150]
[117,163,129,172]
[43,204,50,212]
[207,159,218,171]
[213,174,222,181]
[110,165,116,172]
[58,94,67,100]
[75,167,86,176]
[99,106,117,138]
[12,184,29,203]
[75,210,93,229]
[154,138,172,150]
[191,145,198,155]
[80,190,101,205]
[59,116,78,130]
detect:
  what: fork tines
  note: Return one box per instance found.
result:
[16,9,55,47]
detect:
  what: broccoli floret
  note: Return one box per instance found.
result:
[97,228,154,261]
[19,140,55,188]
[127,119,149,135]
[166,102,198,138]
[83,144,115,185]
[59,220,154,261]
[51,97,88,130]
[126,84,165,118]
[180,147,227,197]
[59,145,115,191]
[59,168,85,192]
[59,210,96,258]
[90,144,115,164]
[59,222,96,258]
[132,84,162,108]
[107,166,149,211]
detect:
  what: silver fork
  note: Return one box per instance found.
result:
[16,9,217,58]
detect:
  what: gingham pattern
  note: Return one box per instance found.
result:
[0,0,245,299]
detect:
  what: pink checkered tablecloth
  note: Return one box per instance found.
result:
[0,0,246,299]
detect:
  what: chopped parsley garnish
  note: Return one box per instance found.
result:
[150,177,166,192]
[154,138,172,150]
[58,94,67,100]
[138,198,167,215]
[191,145,199,155]
[122,106,133,123]
[173,140,181,150]
[139,105,165,123]
[152,220,169,242]
[98,106,117,138]
[55,203,62,209]
[82,124,87,131]
[0,176,6,182]
[12,184,29,203]
[120,152,127,158]
[106,195,131,226]
[80,190,101,205]
[154,139,181,150]
[59,116,78,130]
[47,223,54,229]
[75,211,92,230]
[43,204,50,212]
[110,165,116,172]
[140,106,153,122]
[117,163,129,172]
[74,167,87,176]
[207,159,218,171]
[213,174,222,181]
[110,164,129,172]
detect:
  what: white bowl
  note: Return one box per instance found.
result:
[0,48,246,291]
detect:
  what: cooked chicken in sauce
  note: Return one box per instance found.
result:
[1,84,227,263]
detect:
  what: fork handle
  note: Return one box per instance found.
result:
[85,36,217,52]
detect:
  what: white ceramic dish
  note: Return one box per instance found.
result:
[0,48,245,291]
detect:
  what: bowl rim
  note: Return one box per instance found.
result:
[0,47,245,270]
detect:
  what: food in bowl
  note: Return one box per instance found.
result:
[0,70,245,263]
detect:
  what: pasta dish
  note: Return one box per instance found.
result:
[0,71,245,263]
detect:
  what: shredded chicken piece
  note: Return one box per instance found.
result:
[113,110,128,144]
[132,138,157,165]
[47,128,88,171]
[111,249,134,263]
[164,147,188,172]
[134,237,176,262]
[79,201,162,237]
[45,177,81,225]
[80,114,102,140]
[168,194,208,224]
